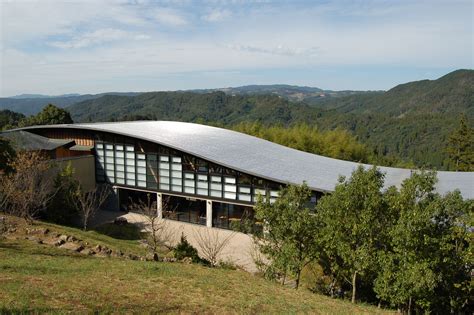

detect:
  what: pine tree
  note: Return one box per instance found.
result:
[446,114,474,171]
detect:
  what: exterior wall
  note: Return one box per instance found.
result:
[56,155,96,192]
[42,129,95,146]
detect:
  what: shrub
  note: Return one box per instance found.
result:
[173,234,207,265]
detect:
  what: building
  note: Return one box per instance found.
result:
[3,121,474,232]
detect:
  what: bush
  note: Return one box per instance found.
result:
[173,234,208,265]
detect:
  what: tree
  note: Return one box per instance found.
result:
[193,227,235,267]
[0,137,15,174]
[43,162,80,225]
[0,151,58,222]
[72,184,110,231]
[374,171,472,314]
[254,183,319,289]
[19,104,73,127]
[316,166,390,303]
[446,114,474,171]
[128,193,175,254]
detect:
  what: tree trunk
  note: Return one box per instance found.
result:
[408,296,412,315]
[295,269,301,290]
[351,271,357,303]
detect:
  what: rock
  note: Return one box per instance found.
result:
[55,239,65,246]
[66,235,77,242]
[41,228,50,235]
[127,254,139,260]
[146,253,159,261]
[80,248,95,255]
[94,245,102,252]
[58,235,68,242]
[181,257,193,264]
[60,242,84,252]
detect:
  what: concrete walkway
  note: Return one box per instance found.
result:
[90,210,259,273]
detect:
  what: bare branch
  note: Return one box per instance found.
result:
[193,227,235,267]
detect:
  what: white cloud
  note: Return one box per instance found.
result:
[49,29,133,49]
[152,8,188,26]
[202,9,231,22]
[0,0,472,96]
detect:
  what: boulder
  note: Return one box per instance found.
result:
[181,257,193,264]
[80,248,95,255]
[146,253,159,261]
[55,239,66,246]
[60,242,84,252]
[58,235,68,242]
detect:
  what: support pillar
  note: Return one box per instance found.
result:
[206,200,212,227]
[157,193,163,219]
[112,186,120,211]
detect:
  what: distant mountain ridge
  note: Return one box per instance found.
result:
[65,69,473,170]
[192,84,376,103]
[0,92,141,115]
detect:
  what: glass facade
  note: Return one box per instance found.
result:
[92,136,328,231]
[94,139,283,205]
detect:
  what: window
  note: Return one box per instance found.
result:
[197,174,208,196]
[223,176,236,199]
[159,155,170,190]
[210,175,222,198]
[170,156,182,192]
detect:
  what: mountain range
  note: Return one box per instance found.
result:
[1,69,472,170]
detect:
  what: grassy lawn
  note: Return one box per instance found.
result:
[0,218,391,314]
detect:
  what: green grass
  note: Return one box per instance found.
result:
[0,219,392,314]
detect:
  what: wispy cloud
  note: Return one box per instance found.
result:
[1,0,472,96]
[227,44,319,57]
[49,29,149,49]
[202,9,231,22]
[152,8,188,26]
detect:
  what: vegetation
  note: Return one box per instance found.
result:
[316,166,390,303]
[446,114,474,171]
[0,151,58,223]
[0,104,73,130]
[254,168,472,313]
[0,222,387,314]
[72,184,111,231]
[231,122,400,164]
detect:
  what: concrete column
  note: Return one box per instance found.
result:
[206,200,212,227]
[157,193,163,219]
[113,186,120,211]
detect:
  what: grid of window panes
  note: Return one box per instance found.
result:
[125,145,136,186]
[93,140,285,204]
[115,145,125,185]
[159,156,170,190]
[170,157,182,192]
[146,154,158,189]
[95,143,105,182]
[104,144,115,183]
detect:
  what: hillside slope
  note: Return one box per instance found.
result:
[69,92,322,125]
[0,216,388,314]
[314,69,474,116]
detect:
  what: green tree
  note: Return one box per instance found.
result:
[374,172,472,314]
[446,114,474,171]
[316,166,390,303]
[0,137,15,174]
[254,183,319,289]
[43,162,79,225]
[19,104,73,127]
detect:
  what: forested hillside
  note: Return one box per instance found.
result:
[312,69,474,115]
[69,92,322,125]
[0,92,140,115]
[67,70,473,170]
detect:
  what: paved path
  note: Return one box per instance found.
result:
[90,210,259,273]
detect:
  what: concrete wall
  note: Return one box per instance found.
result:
[56,155,96,192]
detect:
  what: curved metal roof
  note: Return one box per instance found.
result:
[8,121,474,199]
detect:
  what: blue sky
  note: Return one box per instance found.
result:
[0,0,472,97]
